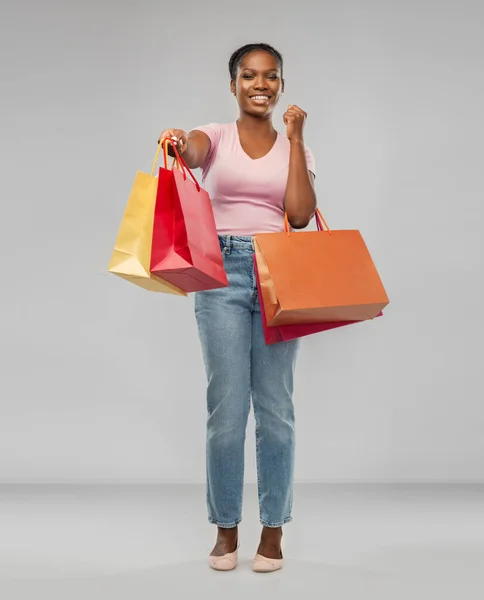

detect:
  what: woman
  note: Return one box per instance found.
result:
[159,42,317,572]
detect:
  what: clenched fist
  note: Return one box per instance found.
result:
[282,105,307,143]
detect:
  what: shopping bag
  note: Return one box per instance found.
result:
[254,210,389,327]
[150,139,228,292]
[107,142,187,295]
[254,255,383,344]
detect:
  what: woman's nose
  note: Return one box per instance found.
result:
[253,77,268,90]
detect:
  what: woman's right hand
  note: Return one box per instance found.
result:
[157,128,188,156]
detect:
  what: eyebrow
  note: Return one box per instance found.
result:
[241,67,279,72]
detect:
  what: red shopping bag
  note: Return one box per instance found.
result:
[150,139,228,292]
[254,255,383,345]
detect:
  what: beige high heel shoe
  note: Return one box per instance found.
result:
[208,540,239,571]
[252,550,284,572]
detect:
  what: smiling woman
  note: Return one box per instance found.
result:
[159,43,316,231]
[157,42,318,573]
[231,46,283,111]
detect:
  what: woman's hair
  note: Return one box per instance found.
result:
[229,43,283,81]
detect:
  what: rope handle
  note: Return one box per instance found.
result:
[152,138,201,192]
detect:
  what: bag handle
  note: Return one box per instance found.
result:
[160,138,182,171]
[283,208,332,235]
[167,139,202,192]
[153,138,201,192]
[150,138,175,175]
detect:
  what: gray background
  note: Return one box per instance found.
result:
[1,0,483,484]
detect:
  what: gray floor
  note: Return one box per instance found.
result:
[0,483,483,599]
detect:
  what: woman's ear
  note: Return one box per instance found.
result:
[230,80,236,96]
[281,79,285,95]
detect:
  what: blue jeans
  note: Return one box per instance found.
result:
[194,235,300,528]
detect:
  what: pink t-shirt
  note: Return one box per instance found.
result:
[191,122,316,236]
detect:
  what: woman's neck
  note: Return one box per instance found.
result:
[236,113,276,137]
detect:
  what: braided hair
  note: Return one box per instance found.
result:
[228,43,283,81]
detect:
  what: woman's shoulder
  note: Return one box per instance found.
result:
[192,122,235,149]
[276,130,316,174]
[191,122,234,134]
[190,122,234,149]
[276,130,313,151]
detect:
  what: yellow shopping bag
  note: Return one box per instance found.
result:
[108,142,187,295]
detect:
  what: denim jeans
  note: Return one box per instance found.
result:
[194,235,300,528]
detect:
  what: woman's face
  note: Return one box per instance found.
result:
[231,50,284,118]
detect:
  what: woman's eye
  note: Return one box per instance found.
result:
[241,73,278,80]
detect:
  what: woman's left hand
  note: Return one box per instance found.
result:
[283,104,307,142]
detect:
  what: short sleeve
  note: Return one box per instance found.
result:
[305,146,316,177]
[189,122,221,176]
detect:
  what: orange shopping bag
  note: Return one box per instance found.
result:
[254,254,383,344]
[254,210,389,327]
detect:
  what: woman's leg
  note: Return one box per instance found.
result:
[251,290,300,555]
[194,242,253,530]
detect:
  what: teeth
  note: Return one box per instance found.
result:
[252,96,269,100]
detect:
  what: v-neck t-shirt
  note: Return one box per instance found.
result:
[191,121,316,236]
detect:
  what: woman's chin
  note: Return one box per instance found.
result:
[242,105,275,118]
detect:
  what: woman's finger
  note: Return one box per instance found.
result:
[158,130,173,143]
[287,105,305,115]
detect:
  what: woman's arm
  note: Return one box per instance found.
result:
[284,139,317,228]
[158,128,211,170]
[282,105,317,229]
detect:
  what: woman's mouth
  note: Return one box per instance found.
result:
[249,95,271,105]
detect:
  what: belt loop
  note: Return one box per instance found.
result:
[224,234,231,254]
